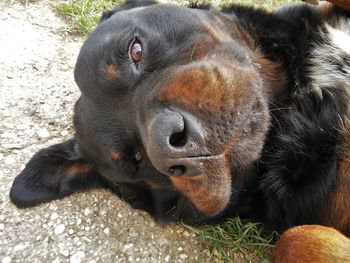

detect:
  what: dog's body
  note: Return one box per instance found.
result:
[10,1,350,261]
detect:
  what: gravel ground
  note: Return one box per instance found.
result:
[0,1,206,262]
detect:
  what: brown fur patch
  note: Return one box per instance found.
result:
[253,54,288,102]
[145,180,161,189]
[324,127,350,235]
[158,63,257,113]
[169,157,231,215]
[67,163,92,177]
[105,64,119,80]
[318,0,350,12]
[110,151,123,160]
[272,225,350,263]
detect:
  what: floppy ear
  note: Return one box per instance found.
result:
[10,139,100,208]
[100,0,158,23]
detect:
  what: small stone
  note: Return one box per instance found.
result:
[129,227,138,238]
[178,247,183,252]
[76,218,82,225]
[179,254,188,260]
[98,209,107,216]
[69,251,85,263]
[117,213,122,218]
[0,224,4,230]
[38,128,50,139]
[54,224,65,235]
[50,212,59,220]
[84,208,92,216]
[165,255,171,262]
[23,106,37,116]
[60,249,70,257]
[103,228,110,235]
[183,231,190,237]
[2,256,11,263]
[68,229,74,235]
[122,243,134,253]
[61,130,69,136]
[14,244,25,252]
[5,156,16,165]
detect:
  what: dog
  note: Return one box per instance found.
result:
[10,0,350,261]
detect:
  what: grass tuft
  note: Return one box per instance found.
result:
[56,0,301,34]
[57,0,124,34]
[184,217,277,262]
[219,0,300,10]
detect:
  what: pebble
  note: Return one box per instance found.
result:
[50,212,59,220]
[179,254,188,260]
[129,227,138,238]
[0,224,4,230]
[84,208,92,216]
[183,231,190,237]
[2,256,11,263]
[37,128,50,139]
[69,251,85,263]
[23,105,37,116]
[122,243,134,253]
[5,156,16,165]
[60,249,70,257]
[103,228,110,236]
[54,224,65,235]
[165,255,171,262]
[61,130,69,136]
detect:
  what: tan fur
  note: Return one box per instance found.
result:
[272,225,350,263]
[66,163,92,177]
[170,157,232,215]
[110,151,123,160]
[105,64,118,80]
[158,62,258,113]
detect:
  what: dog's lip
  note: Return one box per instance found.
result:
[165,153,227,177]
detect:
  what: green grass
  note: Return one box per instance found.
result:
[57,0,124,34]
[184,218,277,262]
[57,0,302,34]
[219,0,300,10]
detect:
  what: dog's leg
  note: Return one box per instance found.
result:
[272,225,350,263]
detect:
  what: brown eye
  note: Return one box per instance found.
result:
[130,40,142,63]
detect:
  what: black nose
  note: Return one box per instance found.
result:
[144,110,207,177]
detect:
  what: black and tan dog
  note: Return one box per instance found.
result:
[10,0,350,261]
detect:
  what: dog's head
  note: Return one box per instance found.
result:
[73,2,270,217]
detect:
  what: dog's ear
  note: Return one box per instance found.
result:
[10,139,100,208]
[100,0,158,23]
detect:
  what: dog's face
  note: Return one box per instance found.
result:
[73,3,270,217]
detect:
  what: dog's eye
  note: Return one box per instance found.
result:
[130,40,142,63]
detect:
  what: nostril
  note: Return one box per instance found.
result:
[169,128,187,148]
[168,165,186,176]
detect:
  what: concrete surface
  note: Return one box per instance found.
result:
[0,1,206,262]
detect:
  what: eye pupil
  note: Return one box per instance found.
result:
[130,41,142,63]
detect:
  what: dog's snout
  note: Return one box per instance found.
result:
[144,110,206,177]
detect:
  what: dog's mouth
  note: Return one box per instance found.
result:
[167,153,233,216]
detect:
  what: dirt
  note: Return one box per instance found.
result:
[0,1,206,262]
